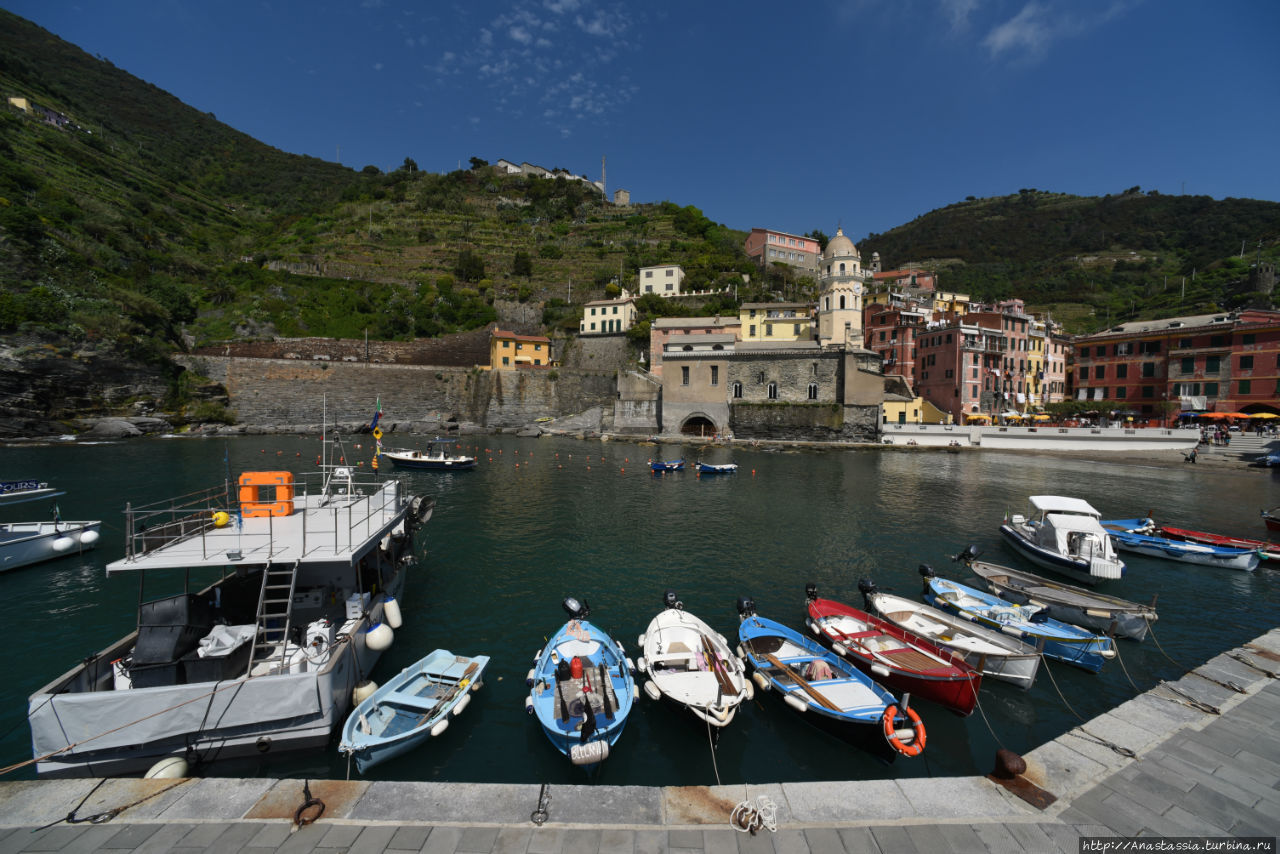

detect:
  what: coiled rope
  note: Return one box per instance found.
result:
[730,792,777,835]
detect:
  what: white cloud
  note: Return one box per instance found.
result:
[940,0,980,32]
[981,1,1134,60]
[373,62,384,72]
[509,25,533,44]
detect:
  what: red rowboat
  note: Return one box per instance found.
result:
[1158,523,1280,561]
[804,585,980,717]
[1264,508,1280,535]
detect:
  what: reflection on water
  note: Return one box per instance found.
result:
[0,435,1275,784]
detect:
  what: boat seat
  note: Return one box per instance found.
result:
[665,641,693,654]
[649,652,698,667]
[382,690,438,710]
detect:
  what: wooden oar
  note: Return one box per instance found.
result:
[596,662,615,719]
[763,653,841,712]
[700,634,739,696]
[416,661,479,724]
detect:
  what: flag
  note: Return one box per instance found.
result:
[369,398,382,430]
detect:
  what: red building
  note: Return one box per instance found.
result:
[1071,309,1280,420]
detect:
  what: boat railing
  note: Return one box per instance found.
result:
[121,473,403,563]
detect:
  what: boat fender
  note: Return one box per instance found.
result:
[808,621,820,636]
[211,511,230,528]
[364,622,394,652]
[752,671,770,692]
[736,645,746,660]
[632,684,640,701]
[637,633,646,648]
[999,624,1024,639]
[784,692,808,713]
[636,656,647,672]
[743,679,755,701]
[144,755,188,779]
[452,693,471,716]
[525,695,534,715]
[534,648,543,663]
[430,718,449,737]
[643,680,662,702]
[471,678,482,693]
[526,668,536,687]
[616,639,627,655]
[871,664,891,678]
[52,536,74,553]
[832,642,848,657]
[626,657,636,673]
[569,740,609,766]
[882,704,926,758]
[79,528,100,545]
[352,679,378,706]
[383,595,403,629]
[710,704,730,723]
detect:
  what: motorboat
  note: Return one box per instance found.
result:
[920,565,1115,673]
[381,439,477,471]
[695,462,738,474]
[526,598,636,767]
[804,584,980,717]
[959,547,1157,641]
[1,480,101,572]
[862,586,1040,690]
[636,591,750,731]
[27,441,434,778]
[1102,519,1260,571]
[999,495,1125,585]
[736,597,925,761]
[339,650,488,774]
[650,459,685,473]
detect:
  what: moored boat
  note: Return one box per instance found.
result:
[526,598,636,767]
[959,547,1157,641]
[1,480,101,573]
[650,459,685,473]
[636,591,750,730]
[339,650,488,774]
[381,439,477,471]
[804,584,979,716]
[1264,508,1280,534]
[1102,519,1260,572]
[695,462,738,474]
[999,495,1126,585]
[27,451,434,777]
[1155,524,1280,562]
[920,566,1115,673]
[736,597,925,760]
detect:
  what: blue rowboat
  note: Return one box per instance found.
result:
[919,566,1115,673]
[650,459,684,473]
[338,649,489,774]
[696,462,738,474]
[1102,519,1259,572]
[526,598,636,767]
[735,597,925,761]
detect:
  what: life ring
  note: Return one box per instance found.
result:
[882,704,926,757]
[372,427,383,440]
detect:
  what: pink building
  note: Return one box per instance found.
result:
[648,316,740,377]
[744,228,821,275]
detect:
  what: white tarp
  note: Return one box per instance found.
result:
[197,624,256,658]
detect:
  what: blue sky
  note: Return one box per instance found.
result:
[6,1,1279,243]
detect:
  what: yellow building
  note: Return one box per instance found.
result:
[488,328,552,370]
[738,302,813,342]
[882,397,952,424]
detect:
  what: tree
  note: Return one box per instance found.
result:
[469,157,489,170]
[805,229,830,252]
[454,249,485,283]
[512,250,533,279]
[401,157,418,173]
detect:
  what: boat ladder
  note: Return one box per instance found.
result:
[249,559,300,673]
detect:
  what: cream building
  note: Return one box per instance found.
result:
[817,228,867,349]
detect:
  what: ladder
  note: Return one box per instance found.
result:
[249,559,300,673]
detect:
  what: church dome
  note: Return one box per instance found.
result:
[825,227,860,259]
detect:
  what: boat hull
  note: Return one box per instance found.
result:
[1000,524,1110,586]
[1158,525,1280,562]
[639,608,747,728]
[383,453,476,471]
[1104,520,1260,571]
[1,521,101,572]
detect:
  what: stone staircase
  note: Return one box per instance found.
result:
[1197,430,1278,462]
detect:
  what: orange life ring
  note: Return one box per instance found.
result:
[882,704,926,757]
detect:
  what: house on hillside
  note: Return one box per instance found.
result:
[487,328,552,370]
[580,295,637,335]
[744,228,821,275]
[638,263,685,296]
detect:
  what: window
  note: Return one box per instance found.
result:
[502,356,509,366]
[1239,379,1252,394]
[1243,333,1256,345]
[807,383,818,400]
[1116,364,1128,379]
[767,382,778,400]
[765,324,773,337]
[1142,386,1154,398]
[681,366,690,386]
[1142,362,1155,378]
[749,325,756,337]
[1115,387,1127,399]
[732,382,743,399]
[1210,335,1225,347]
[1205,382,1218,396]
[1240,355,1254,370]
[710,366,718,386]
[794,324,801,336]
[1095,365,1106,379]
[1079,346,1089,357]
[1181,357,1194,374]
[1206,356,1220,373]
[644,271,653,278]
[757,371,765,384]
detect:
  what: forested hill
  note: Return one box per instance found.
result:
[859,190,1280,332]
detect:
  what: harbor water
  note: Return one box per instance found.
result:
[1,434,1276,786]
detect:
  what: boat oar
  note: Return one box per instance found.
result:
[579,692,596,743]
[764,653,841,712]
[701,634,738,696]
[596,662,615,720]
[416,661,479,725]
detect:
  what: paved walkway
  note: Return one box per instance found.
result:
[2,630,1278,853]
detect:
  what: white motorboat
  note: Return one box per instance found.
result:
[999,495,1126,585]
[0,480,100,573]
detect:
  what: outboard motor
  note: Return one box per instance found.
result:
[918,563,936,579]
[736,596,756,618]
[663,590,683,611]
[562,597,590,620]
[953,544,981,564]
[804,583,818,602]
[1028,607,1050,624]
[857,577,877,609]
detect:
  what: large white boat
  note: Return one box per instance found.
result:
[1,480,100,573]
[27,462,433,778]
[999,495,1126,586]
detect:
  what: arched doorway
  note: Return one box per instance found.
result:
[680,415,717,437]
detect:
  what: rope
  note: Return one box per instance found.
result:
[730,791,777,835]
[1153,681,1220,715]
[1039,654,1136,759]
[1227,652,1277,679]
[1148,623,1246,694]
[32,777,190,832]
[966,670,1005,751]
[704,715,722,787]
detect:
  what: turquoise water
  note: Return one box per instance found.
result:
[1,435,1276,786]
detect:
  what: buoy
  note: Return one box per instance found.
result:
[832,642,848,657]
[144,755,188,779]
[364,621,393,651]
[382,596,403,629]
[643,680,661,701]
[211,511,231,528]
[79,529,100,545]
[51,536,74,553]
[353,679,378,705]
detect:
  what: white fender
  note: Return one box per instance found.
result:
[743,679,755,701]
[871,664,891,678]
[352,679,378,706]
[78,529,100,545]
[808,621,820,635]
[636,656,648,672]
[534,648,543,662]
[525,695,534,715]
[752,671,770,692]
[643,680,662,701]
[736,645,746,660]
[471,679,482,692]
[626,657,636,673]
[570,740,609,765]
[452,693,471,715]
[382,595,403,629]
[51,536,74,553]
[526,668,536,687]
[144,756,188,779]
[832,642,848,657]
[632,684,640,700]
[637,633,646,647]
[364,622,393,652]
[430,718,449,737]
[784,692,809,713]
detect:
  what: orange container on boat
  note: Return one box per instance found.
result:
[238,471,295,518]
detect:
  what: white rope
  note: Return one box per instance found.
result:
[729,794,777,834]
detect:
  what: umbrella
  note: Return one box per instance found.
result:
[1032,414,1051,421]
[1248,413,1279,420]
